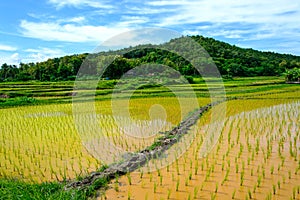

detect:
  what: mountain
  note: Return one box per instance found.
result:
[1,35,300,81]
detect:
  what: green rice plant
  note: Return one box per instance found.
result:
[272,184,276,195]
[262,168,265,178]
[176,178,180,191]
[167,188,171,199]
[270,165,274,175]
[205,168,211,182]
[235,163,239,173]
[128,190,131,200]
[240,171,245,186]
[150,173,153,182]
[222,162,225,171]
[200,183,204,191]
[265,192,272,200]
[282,175,286,184]
[154,182,157,193]
[185,177,189,186]
[289,170,292,179]
[255,138,260,155]
[232,189,236,199]
[195,161,199,175]
[293,187,296,199]
[277,180,281,189]
[253,184,257,193]
[248,189,252,199]
[227,160,231,168]
[257,175,262,188]
[189,171,192,180]
[215,182,218,193]
[160,175,163,185]
[238,144,243,158]
[251,150,255,161]
[289,141,294,157]
[127,173,132,185]
[157,168,161,176]
[176,163,180,175]
[193,186,199,199]
[211,192,216,200]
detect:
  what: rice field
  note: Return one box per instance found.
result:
[0,97,209,183]
[0,77,299,199]
[105,99,300,200]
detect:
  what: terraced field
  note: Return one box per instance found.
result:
[0,76,299,199]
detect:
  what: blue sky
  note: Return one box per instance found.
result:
[1,0,300,65]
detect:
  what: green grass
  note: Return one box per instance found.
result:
[0,179,87,200]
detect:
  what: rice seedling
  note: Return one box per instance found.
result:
[270,165,274,175]
[185,177,189,186]
[193,186,199,199]
[128,190,131,200]
[257,175,262,188]
[240,171,245,186]
[167,188,171,199]
[248,189,252,199]
[127,173,132,185]
[176,178,180,191]
[292,187,296,199]
[215,182,219,193]
[232,189,236,199]
[272,184,276,195]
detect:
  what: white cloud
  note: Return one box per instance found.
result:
[125,6,175,15]
[148,0,299,35]
[0,53,20,65]
[101,28,180,49]
[22,47,67,63]
[20,20,130,43]
[48,0,113,9]
[117,16,149,27]
[146,0,189,6]
[0,44,17,51]
[142,0,300,54]
[67,16,86,23]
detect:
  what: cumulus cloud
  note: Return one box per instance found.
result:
[0,53,20,65]
[22,47,67,63]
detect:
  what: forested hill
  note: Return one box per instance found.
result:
[1,35,300,81]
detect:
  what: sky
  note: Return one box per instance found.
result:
[1,0,300,65]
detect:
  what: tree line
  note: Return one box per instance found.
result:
[1,35,300,82]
